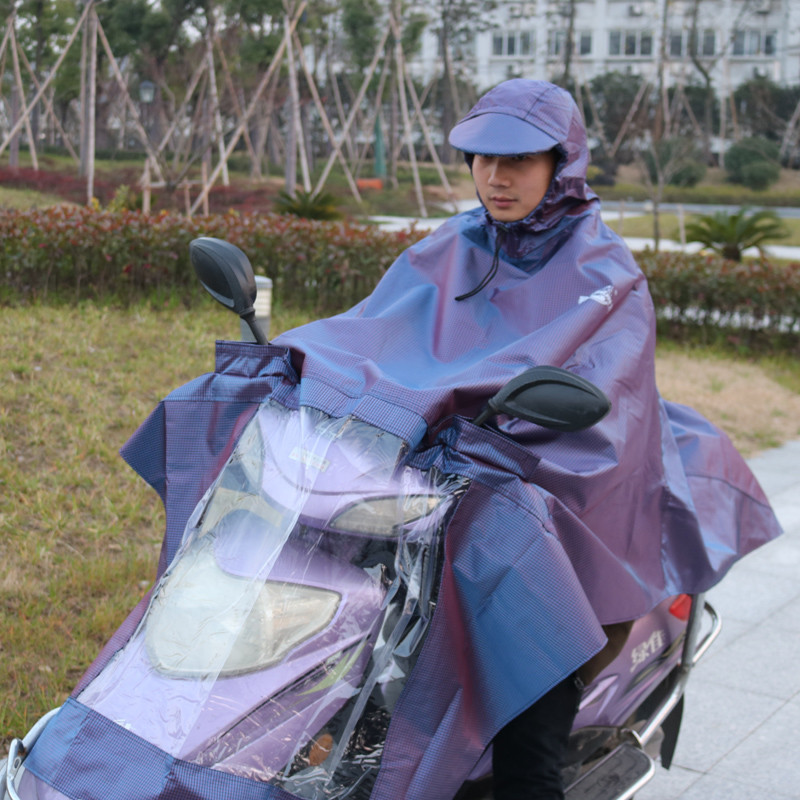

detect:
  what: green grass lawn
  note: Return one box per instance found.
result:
[0,302,305,745]
[0,186,74,210]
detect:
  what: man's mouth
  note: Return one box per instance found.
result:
[490,196,515,206]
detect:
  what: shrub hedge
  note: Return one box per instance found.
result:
[637,249,800,350]
[0,205,426,312]
[1,206,798,351]
[725,137,781,191]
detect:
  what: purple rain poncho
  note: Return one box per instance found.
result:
[272,79,781,625]
[267,81,783,792]
[21,81,782,800]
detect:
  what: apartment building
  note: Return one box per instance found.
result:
[412,0,800,93]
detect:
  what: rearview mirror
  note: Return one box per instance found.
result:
[473,366,611,432]
[190,237,268,345]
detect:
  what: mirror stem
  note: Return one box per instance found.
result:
[241,311,269,345]
[472,404,494,428]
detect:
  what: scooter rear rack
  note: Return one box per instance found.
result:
[565,594,721,800]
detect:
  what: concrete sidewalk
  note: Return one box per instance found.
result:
[638,440,800,799]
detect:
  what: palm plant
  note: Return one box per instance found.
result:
[684,206,787,262]
[273,189,342,221]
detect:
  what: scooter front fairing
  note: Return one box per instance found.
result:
[13,399,468,800]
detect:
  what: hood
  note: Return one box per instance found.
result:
[449,79,598,237]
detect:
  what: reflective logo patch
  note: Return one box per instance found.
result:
[579,285,615,308]
[630,629,666,672]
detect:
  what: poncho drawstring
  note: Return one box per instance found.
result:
[455,226,507,301]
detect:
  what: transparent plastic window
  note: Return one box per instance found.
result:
[77,401,468,798]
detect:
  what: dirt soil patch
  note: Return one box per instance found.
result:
[656,351,800,457]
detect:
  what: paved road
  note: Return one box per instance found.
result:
[637,440,800,800]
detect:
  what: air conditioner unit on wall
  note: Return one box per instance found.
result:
[752,0,771,14]
[629,3,645,16]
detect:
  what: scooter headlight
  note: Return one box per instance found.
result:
[145,545,340,677]
[329,494,446,536]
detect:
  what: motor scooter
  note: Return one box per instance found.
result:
[2,238,721,800]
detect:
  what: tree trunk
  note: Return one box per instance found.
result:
[561,0,576,87]
[9,86,20,168]
[653,191,662,251]
[439,26,459,165]
[389,77,399,189]
[84,10,97,202]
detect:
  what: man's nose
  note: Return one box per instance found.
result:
[487,159,510,185]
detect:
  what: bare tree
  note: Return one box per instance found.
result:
[421,0,495,164]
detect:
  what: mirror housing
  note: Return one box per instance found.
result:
[473,366,611,432]
[190,237,268,344]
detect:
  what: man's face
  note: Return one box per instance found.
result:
[471,151,557,222]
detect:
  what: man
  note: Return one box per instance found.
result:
[447,78,635,800]
[270,78,778,800]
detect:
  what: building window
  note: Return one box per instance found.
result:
[669,30,684,57]
[493,29,535,58]
[732,28,776,56]
[548,30,592,56]
[609,29,652,57]
[702,29,715,56]
[549,29,566,56]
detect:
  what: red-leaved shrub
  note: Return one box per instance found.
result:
[1,206,798,350]
[0,206,426,312]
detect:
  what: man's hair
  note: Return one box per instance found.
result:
[463,147,561,170]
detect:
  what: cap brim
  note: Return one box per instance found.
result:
[448,112,559,156]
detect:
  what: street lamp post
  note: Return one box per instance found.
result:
[138,80,155,212]
[138,80,155,105]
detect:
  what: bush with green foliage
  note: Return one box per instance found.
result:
[725,137,781,190]
[0,206,424,312]
[107,184,140,212]
[637,249,800,350]
[732,78,800,148]
[668,158,707,188]
[641,138,707,188]
[1,206,797,351]
[587,155,617,186]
